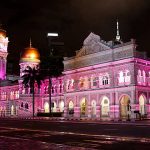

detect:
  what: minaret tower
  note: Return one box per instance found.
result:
[115,20,121,42]
[0,25,8,80]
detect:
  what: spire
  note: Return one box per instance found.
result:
[29,38,32,48]
[116,20,120,41]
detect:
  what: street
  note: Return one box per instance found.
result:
[0,118,150,149]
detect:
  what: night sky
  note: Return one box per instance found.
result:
[0,0,150,74]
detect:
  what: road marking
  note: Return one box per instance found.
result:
[0,126,150,143]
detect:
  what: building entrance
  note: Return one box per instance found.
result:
[120,95,130,119]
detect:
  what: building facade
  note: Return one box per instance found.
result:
[0,26,150,121]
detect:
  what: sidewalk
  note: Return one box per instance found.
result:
[1,116,150,126]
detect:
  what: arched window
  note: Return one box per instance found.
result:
[25,103,29,109]
[67,80,71,90]
[79,78,85,88]
[67,79,74,91]
[124,70,131,83]
[148,72,150,86]
[102,76,109,85]
[44,86,46,94]
[143,70,146,83]
[138,70,141,76]
[51,86,54,94]
[93,77,98,86]
[55,86,57,94]
[137,70,142,84]
[21,102,23,107]
[118,70,131,85]
[91,76,98,87]
[118,71,124,83]
[10,91,14,100]
[59,84,62,93]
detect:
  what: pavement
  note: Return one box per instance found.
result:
[1,116,150,126]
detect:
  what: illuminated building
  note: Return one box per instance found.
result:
[0,22,150,120]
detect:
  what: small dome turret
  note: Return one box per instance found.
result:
[20,40,40,63]
[0,25,6,38]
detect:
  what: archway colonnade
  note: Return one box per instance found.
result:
[42,93,148,120]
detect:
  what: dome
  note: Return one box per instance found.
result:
[20,45,40,63]
[0,28,6,38]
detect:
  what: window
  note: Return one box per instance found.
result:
[79,77,89,89]
[44,86,46,94]
[55,86,57,94]
[15,91,19,99]
[91,76,98,87]
[10,91,14,100]
[143,70,146,83]
[93,77,98,86]
[124,70,131,83]
[52,86,54,94]
[148,72,150,86]
[67,79,74,91]
[25,103,29,109]
[60,84,62,93]
[59,84,64,93]
[67,80,72,90]
[102,76,109,85]
[118,71,124,83]
[79,78,84,88]
[137,70,146,85]
[118,70,131,85]
[21,102,23,107]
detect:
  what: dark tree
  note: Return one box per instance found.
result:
[22,66,42,117]
[40,55,64,115]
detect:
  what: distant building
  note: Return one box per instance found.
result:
[0,22,150,120]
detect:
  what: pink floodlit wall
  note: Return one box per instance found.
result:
[14,57,150,120]
[1,32,150,120]
[0,61,6,80]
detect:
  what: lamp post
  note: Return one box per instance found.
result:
[47,33,58,116]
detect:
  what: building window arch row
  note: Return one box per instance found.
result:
[137,69,147,85]
[118,70,131,85]
[2,92,6,100]
[78,76,90,90]
[100,96,110,117]
[90,74,98,88]
[66,78,75,91]
[91,100,96,116]
[99,73,110,86]
[10,91,14,100]
[15,90,19,99]
[148,71,150,86]
[67,100,75,115]
[139,94,147,116]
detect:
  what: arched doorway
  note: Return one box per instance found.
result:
[91,100,96,117]
[52,101,57,112]
[139,95,146,116]
[59,101,64,112]
[11,105,15,116]
[120,95,131,119]
[68,101,74,115]
[0,106,3,116]
[101,96,110,118]
[44,102,49,113]
[80,98,87,116]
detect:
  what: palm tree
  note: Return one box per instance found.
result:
[22,66,42,117]
[41,55,64,115]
